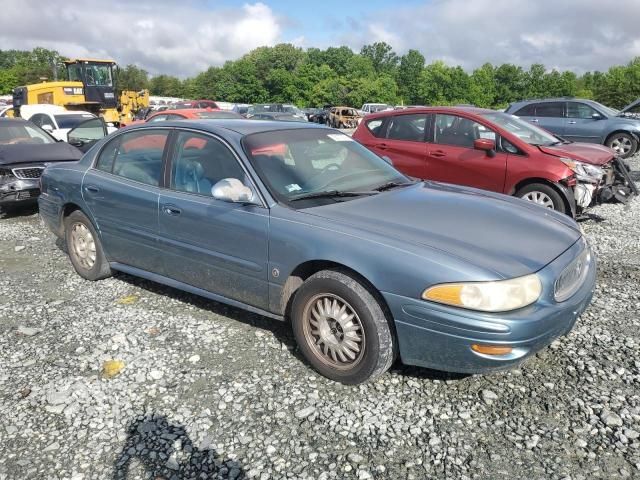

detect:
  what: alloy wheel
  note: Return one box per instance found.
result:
[521,191,555,209]
[302,293,365,370]
[70,222,96,270]
[610,136,633,155]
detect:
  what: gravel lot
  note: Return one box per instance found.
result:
[1,157,639,480]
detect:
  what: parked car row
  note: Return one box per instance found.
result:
[3,100,636,385]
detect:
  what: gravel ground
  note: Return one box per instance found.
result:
[1,157,639,480]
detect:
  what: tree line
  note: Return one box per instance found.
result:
[2,43,640,109]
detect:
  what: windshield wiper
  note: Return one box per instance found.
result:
[289,190,377,202]
[372,181,416,192]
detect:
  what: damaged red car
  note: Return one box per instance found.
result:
[353,107,636,217]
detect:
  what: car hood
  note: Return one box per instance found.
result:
[619,98,640,114]
[538,143,614,165]
[303,183,581,279]
[0,142,83,166]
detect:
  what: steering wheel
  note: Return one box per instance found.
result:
[320,163,341,173]
[311,168,382,192]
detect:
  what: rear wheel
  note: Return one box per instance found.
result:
[606,132,637,158]
[291,270,395,384]
[64,210,112,281]
[515,183,566,214]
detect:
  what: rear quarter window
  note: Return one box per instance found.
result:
[366,119,386,138]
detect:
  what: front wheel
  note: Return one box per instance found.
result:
[606,132,637,158]
[64,210,112,281]
[515,183,566,214]
[291,270,395,384]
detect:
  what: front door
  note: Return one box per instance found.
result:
[82,128,170,273]
[426,113,507,193]
[563,102,608,143]
[158,130,270,310]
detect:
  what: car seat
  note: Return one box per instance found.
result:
[175,158,212,194]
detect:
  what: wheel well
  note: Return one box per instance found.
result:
[62,203,81,219]
[512,178,571,213]
[281,260,393,326]
[605,130,638,145]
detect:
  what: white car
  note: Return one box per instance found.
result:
[360,103,393,116]
[18,104,116,141]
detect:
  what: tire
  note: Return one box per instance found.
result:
[606,132,637,159]
[64,210,112,281]
[291,269,395,384]
[515,183,566,214]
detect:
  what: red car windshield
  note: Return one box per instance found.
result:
[481,112,560,146]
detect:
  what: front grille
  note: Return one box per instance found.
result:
[554,246,591,302]
[12,167,44,180]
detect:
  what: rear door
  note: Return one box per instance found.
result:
[82,128,171,273]
[530,102,566,136]
[374,113,428,178]
[564,101,608,142]
[158,129,270,309]
[425,113,507,192]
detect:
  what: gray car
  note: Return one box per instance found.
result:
[38,120,596,384]
[506,98,640,158]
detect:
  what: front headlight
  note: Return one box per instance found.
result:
[559,158,604,181]
[0,167,15,184]
[422,274,542,312]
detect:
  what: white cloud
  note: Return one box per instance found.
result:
[336,0,640,72]
[0,0,282,77]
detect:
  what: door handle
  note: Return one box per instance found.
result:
[162,204,181,216]
[568,121,577,124]
[430,150,446,158]
[84,185,99,193]
[530,119,539,123]
[377,143,388,150]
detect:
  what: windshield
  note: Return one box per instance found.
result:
[370,105,389,112]
[54,113,95,129]
[588,101,619,116]
[282,105,304,115]
[0,123,55,145]
[242,129,408,206]
[248,104,279,115]
[196,111,242,119]
[83,64,113,87]
[481,112,560,146]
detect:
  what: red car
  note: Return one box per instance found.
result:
[170,100,220,110]
[353,107,636,216]
[125,108,242,127]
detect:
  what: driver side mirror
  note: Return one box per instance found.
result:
[381,155,393,165]
[474,138,496,157]
[592,112,604,120]
[212,178,258,204]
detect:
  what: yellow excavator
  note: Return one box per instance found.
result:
[12,59,149,126]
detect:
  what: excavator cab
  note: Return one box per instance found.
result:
[65,59,117,111]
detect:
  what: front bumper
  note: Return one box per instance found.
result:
[384,238,596,374]
[0,178,40,205]
[575,157,638,209]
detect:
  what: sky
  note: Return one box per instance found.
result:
[1,0,639,78]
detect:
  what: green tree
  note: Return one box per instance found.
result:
[116,65,149,93]
[397,50,425,105]
[360,42,398,75]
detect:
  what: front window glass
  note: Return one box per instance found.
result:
[83,64,113,87]
[242,129,408,207]
[171,132,245,196]
[434,114,495,148]
[567,103,598,119]
[0,123,55,144]
[54,113,96,130]
[481,112,559,146]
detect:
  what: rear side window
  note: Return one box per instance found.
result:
[385,114,427,142]
[366,119,385,138]
[534,102,564,118]
[513,104,535,116]
[95,129,169,186]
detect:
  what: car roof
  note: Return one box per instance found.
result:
[511,97,595,105]
[364,106,495,119]
[129,119,326,136]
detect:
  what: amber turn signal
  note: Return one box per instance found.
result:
[471,344,513,355]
